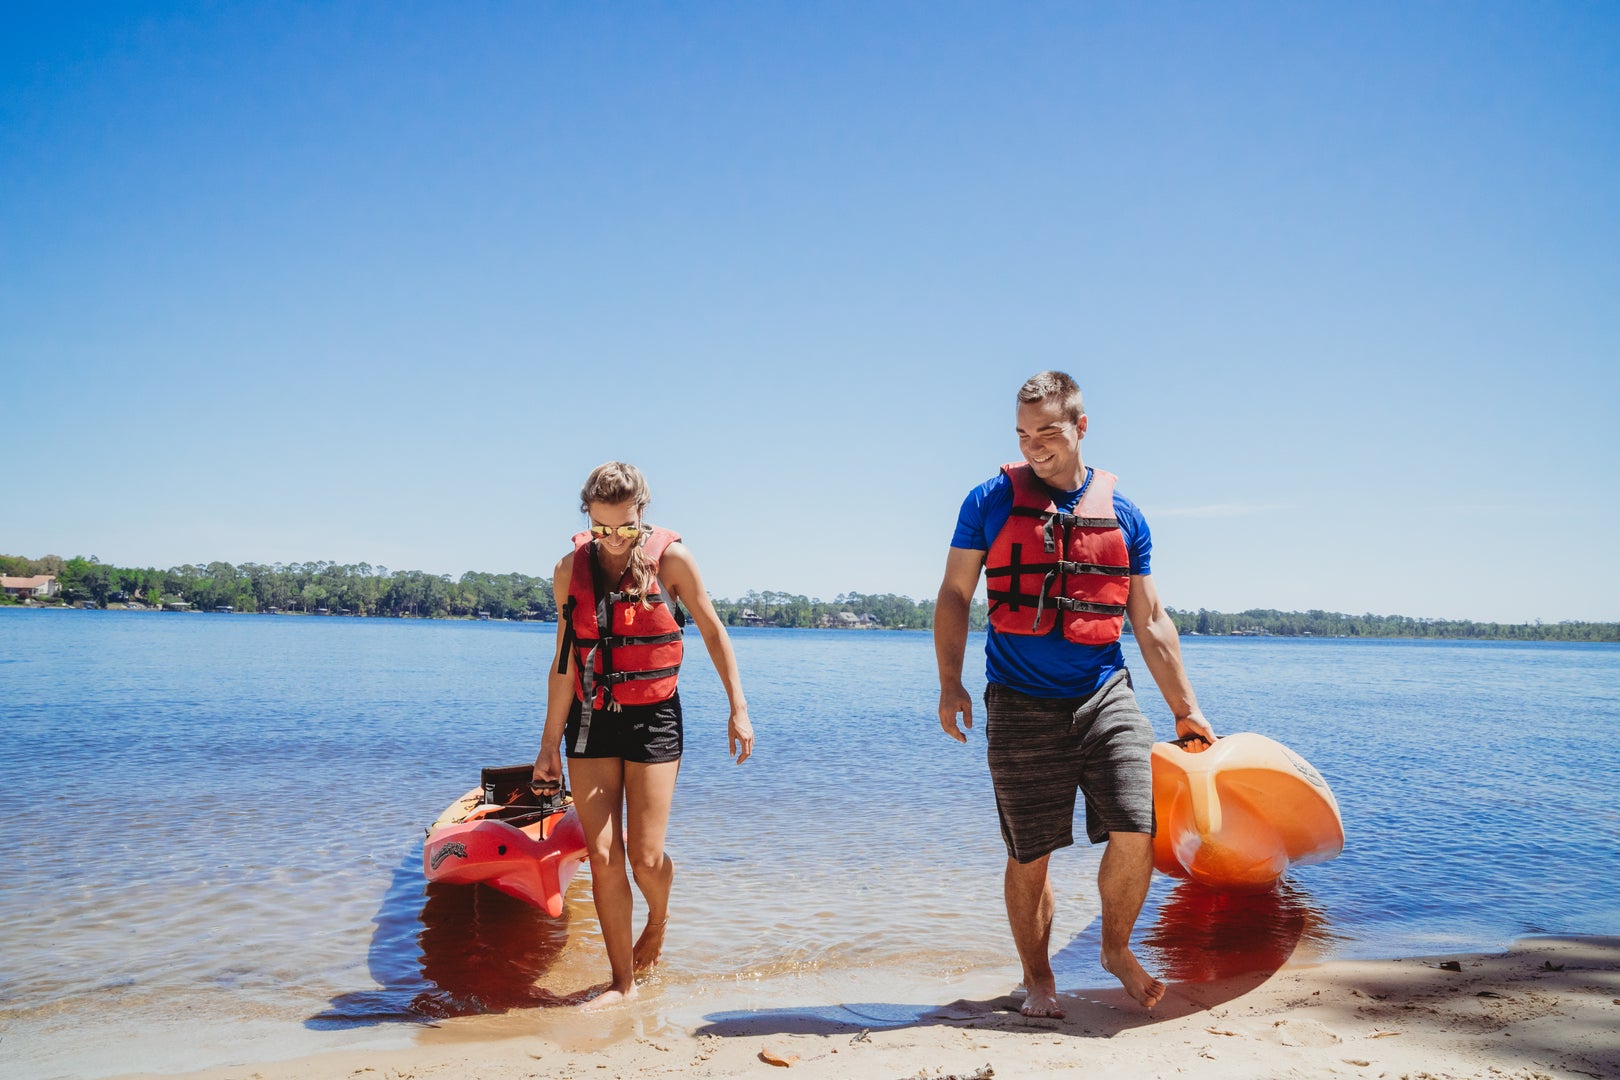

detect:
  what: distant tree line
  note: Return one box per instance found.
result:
[1,554,555,620]
[1166,607,1619,643]
[5,554,1615,641]
[707,590,988,631]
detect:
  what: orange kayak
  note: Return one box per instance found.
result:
[1151,732,1344,892]
[423,784,588,917]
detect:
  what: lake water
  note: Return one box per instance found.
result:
[2,609,1617,1078]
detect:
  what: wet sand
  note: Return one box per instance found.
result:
[119,935,1619,1080]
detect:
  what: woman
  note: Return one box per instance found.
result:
[532,461,753,1009]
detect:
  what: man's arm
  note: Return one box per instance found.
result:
[1126,573,1217,744]
[935,546,986,742]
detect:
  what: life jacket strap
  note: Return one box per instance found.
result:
[571,639,600,754]
[1057,560,1130,577]
[1051,514,1120,529]
[1008,505,1119,528]
[557,598,578,675]
[1053,596,1128,616]
[983,542,1044,611]
[602,665,681,684]
[1032,568,1059,629]
[988,591,1126,617]
[607,630,684,647]
[987,588,1047,604]
[604,590,673,606]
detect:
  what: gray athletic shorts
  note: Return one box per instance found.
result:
[984,670,1156,863]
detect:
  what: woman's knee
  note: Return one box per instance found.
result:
[628,848,669,881]
[586,841,627,873]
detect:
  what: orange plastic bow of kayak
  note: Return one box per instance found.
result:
[1151,732,1344,892]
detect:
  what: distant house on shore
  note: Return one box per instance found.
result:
[2,574,59,599]
[819,611,878,629]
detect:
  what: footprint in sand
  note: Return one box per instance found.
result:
[1264,1018,1343,1047]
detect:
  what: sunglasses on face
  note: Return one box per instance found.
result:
[589,523,642,540]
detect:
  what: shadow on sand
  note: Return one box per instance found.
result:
[697,877,1337,1041]
[307,848,574,1028]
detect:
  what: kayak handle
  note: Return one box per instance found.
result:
[1169,733,1211,749]
[526,781,572,816]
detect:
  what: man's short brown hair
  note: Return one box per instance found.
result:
[1017,371,1085,425]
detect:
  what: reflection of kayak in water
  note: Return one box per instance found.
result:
[423,765,588,917]
[1143,878,1335,983]
[412,882,574,1017]
[1151,733,1344,892]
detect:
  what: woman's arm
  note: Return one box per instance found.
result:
[658,541,753,763]
[533,553,578,786]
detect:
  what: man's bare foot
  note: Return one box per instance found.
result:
[1101,946,1166,1008]
[1018,978,1065,1019]
[579,982,637,1011]
[633,917,667,971]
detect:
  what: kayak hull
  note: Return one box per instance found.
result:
[423,787,588,917]
[1151,732,1344,892]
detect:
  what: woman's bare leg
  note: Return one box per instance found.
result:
[624,758,680,969]
[568,756,635,1008]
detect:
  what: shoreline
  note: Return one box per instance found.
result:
[7,605,1619,644]
[115,935,1619,1080]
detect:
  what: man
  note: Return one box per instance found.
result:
[934,370,1216,1015]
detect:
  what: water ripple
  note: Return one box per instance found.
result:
[1,613,1616,1078]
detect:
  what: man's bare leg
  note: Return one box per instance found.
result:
[569,757,637,1010]
[1004,854,1063,1018]
[1097,831,1165,1008]
[625,759,679,970]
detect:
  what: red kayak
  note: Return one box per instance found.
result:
[1151,732,1344,892]
[423,767,588,917]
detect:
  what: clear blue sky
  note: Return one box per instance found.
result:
[3,3,1617,622]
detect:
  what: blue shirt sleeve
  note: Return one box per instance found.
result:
[1114,491,1152,576]
[950,472,1012,550]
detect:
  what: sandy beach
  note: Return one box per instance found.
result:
[117,935,1618,1080]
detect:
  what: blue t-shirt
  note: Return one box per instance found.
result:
[951,468,1152,698]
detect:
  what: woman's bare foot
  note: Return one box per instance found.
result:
[1101,945,1166,1008]
[1018,976,1065,1019]
[633,917,668,970]
[579,981,638,1011]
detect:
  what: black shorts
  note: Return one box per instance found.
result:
[984,670,1156,863]
[564,692,684,764]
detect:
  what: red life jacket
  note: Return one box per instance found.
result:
[559,526,685,752]
[984,463,1131,646]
